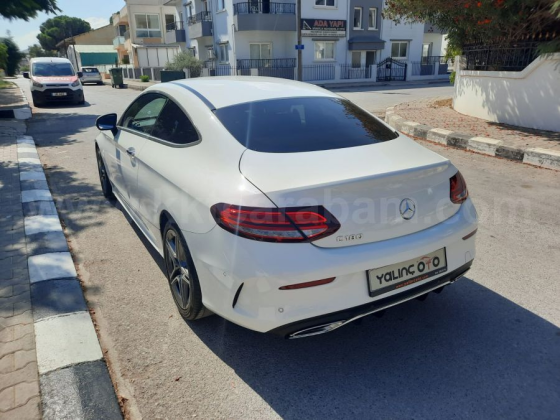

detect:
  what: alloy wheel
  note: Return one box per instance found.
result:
[165,229,192,310]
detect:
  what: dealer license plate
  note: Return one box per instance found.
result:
[367,248,447,298]
[52,92,67,97]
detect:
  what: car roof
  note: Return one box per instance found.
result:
[164,76,339,109]
[31,57,72,64]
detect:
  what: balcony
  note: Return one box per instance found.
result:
[165,21,186,44]
[188,12,213,39]
[233,1,296,32]
[113,36,125,47]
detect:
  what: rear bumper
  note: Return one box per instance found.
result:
[269,261,472,338]
[185,198,478,334]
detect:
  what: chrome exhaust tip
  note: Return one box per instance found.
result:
[288,320,346,339]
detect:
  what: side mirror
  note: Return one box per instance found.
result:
[77,71,83,78]
[23,72,30,79]
[96,113,118,135]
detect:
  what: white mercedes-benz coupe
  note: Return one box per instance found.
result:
[95,77,477,339]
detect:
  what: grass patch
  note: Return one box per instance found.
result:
[0,79,16,89]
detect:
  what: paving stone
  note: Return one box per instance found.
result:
[0,360,38,389]
[40,360,122,420]
[0,308,32,329]
[19,171,46,182]
[0,284,29,299]
[22,201,57,218]
[17,151,39,159]
[35,312,103,374]
[20,180,48,191]
[2,396,41,420]
[26,231,68,256]
[0,349,36,374]
[446,132,471,149]
[0,299,32,319]
[31,279,87,322]
[24,215,62,235]
[523,147,560,170]
[468,137,503,156]
[0,322,34,343]
[28,252,77,283]
[21,189,53,203]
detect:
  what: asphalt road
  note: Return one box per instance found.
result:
[15,78,560,420]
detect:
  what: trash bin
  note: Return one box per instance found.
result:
[109,68,124,89]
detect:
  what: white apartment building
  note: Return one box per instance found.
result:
[160,0,448,81]
[112,0,185,68]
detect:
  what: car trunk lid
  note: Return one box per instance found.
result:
[239,137,460,248]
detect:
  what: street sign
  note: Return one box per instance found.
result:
[295,44,305,50]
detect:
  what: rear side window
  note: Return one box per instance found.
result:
[151,100,199,145]
[214,97,398,153]
[120,93,167,135]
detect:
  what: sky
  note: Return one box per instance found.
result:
[1,0,126,51]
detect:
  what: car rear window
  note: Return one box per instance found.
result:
[213,97,398,153]
[83,68,99,73]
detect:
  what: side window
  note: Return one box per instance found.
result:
[151,100,200,145]
[120,93,167,135]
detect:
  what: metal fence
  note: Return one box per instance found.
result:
[302,64,335,81]
[463,41,541,71]
[233,2,296,15]
[237,58,296,69]
[412,62,435,76]
[340,65,373,80]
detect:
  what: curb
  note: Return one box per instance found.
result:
[0,87,32,120]
[384,106,560,171]
[17,136,122,419]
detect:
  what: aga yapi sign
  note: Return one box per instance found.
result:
[301,19,346,37]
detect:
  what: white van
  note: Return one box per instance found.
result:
[23,58,85,107]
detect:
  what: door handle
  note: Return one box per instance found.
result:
[126,147,136,157]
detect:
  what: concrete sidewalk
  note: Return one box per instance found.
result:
[0,116,122,419]
[0,122,41,419]
[386,97,560,170]
[0,83,32,120]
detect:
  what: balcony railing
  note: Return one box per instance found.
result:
[166,21,185,31]
[188,11,212,25]
[237,58,296,69]
[233,2,295,15]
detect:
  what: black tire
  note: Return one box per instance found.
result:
[163,221,209,321]
[97,81,103,85]
[96,147,114,199]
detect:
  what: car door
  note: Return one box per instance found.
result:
[135,97,201,245]
[108,93,167,210]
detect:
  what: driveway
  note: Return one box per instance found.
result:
[14,78,560,419]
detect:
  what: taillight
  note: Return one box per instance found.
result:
[210,203,340,243]
[450,171,468,204]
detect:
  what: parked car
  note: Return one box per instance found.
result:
[23,57,84,107]
[80,67,103,85]
[94,77,478,339]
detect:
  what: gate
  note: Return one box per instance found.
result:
[377,58,407,81]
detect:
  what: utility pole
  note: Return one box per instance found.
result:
[297,0,302,81]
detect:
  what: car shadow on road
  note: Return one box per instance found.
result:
[188,277,560,419]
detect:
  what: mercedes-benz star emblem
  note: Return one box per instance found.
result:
[399,198,416,220]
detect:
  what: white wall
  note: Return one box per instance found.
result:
[453,53,560,132]
[301,0,349,66]
[423,33,447,57]
[234,31,295,60]
[378,20,424,62]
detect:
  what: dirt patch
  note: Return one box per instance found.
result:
[430,98,452,108]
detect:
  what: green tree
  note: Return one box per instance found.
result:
[28,43,57,58]
[165,51,203,77]
[0,44,8,71]
[0,0,59,21]
[0,37,22,76]
[37,16,91,51]
[384,0,558,50]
